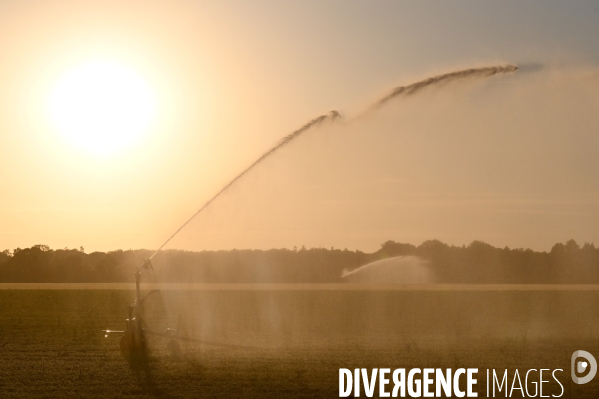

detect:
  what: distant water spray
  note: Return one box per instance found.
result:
[363,64,518,115]
[341,256,433,284]
[149,111,341,259]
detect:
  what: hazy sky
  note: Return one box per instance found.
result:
[0,0,598,253]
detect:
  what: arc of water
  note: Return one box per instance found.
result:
[149,110,341,259]
[363,64,518,116]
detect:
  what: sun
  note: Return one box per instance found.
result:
[48,61,157,156]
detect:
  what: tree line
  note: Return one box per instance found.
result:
[0,239,597,283]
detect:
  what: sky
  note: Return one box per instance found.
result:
[0,0,598,253]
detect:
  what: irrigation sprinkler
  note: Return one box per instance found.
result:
[102,259,255,363]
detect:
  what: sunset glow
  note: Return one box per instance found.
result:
[48,61,157,156]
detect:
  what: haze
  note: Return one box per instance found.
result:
[0,0,598,253]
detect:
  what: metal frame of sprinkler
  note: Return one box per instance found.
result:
[103,259,254,362]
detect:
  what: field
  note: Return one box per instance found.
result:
[2,285,599,398]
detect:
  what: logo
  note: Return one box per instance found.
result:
[571,350,597,384]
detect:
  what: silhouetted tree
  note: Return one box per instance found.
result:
[0,240,598,284]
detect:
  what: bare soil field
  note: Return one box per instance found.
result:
[1,286,599,398]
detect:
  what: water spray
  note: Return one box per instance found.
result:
[148,110,341,259]
[364,64,518,115]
